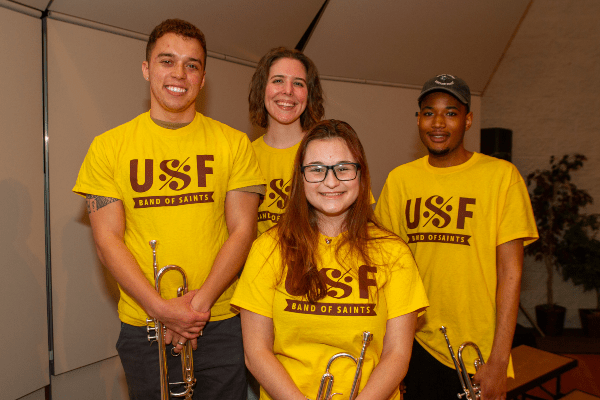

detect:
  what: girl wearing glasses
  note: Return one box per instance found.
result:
[231,120,428,400]
[248,47,324,236]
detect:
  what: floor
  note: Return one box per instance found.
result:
[550,354,600,397]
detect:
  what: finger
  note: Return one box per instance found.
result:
[173,337,186,354]
[191,338,198,351]
[164,328,174,345]
[181,330,201,340]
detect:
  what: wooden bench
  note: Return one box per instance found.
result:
[507,345,578,400]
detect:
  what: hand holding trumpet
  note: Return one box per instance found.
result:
[146,239,205,399]
[472,358,508,400]
[157,291,209,353]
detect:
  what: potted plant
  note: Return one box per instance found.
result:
[526,154,595,336]
[556,214,600,336]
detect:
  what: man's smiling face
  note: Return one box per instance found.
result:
[142,32,206,123]
[417,91,473,164]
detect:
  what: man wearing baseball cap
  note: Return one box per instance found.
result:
[375,74,538,400]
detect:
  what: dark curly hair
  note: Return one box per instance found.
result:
[249,47,324,131]
[146,19,207,67]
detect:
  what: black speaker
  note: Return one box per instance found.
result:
[481,128,512,162]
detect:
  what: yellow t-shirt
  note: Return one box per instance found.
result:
[253,136,299,236]
[73,112,265,325]
[375,153,538,376]
[231,226,429,400]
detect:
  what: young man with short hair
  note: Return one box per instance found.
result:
[375,74,538,400]
[73,19,265,399]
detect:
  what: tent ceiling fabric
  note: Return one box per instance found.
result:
[305,0,531,93]
[11,0,529,92]
[17,0,324,62]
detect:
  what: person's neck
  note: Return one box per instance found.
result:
[263,122,305,149]
[317,215,346,238]
[149,107,196,125]
[428,148,473,168]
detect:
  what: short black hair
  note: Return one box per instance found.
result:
[146,19,207,67]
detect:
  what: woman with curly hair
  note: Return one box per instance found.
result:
[249,47,325,236]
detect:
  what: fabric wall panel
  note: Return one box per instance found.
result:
[47,19,148,375]
[0,7,49,400]
[51,356,128,400]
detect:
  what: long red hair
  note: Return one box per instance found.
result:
[276,119,390,303]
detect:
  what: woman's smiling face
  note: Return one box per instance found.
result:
[264,57,308,127]
[302,138,360,228]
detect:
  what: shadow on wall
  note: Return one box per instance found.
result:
[0,179,48,385]
[57,201,120,369]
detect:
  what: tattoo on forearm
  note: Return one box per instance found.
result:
[86,194,119,214]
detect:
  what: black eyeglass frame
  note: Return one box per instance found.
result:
[300,162,361,183]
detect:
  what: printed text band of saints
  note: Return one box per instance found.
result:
[408,232,471,246]
[134,191,214,208]
[285,299,377,316]
[258,211,282,223]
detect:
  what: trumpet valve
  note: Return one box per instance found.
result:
[146,318,158,341]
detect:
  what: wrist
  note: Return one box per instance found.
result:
[191,290,212,313]
[486,351,510,366]
[145,292,168,320]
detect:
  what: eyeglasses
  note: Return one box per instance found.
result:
[301,163,361,183]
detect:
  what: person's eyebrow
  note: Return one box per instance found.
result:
[269,74,307,83]
[156,53,202,65]
[305,161,354,165]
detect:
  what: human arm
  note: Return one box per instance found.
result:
[240,309,307,400]
[86,195,208,343]
[170,191,259,350]
[473,239,523,400]
[190,190,259,311]
[355,312,417,400]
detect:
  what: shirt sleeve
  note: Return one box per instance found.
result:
[226,130,266,192]
[231,234,279,318]
[496,168,539,247]
[72,136,123,200]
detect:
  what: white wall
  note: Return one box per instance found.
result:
[482,0,600,328]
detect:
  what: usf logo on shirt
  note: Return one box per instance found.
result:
[283,265,378,317]
[130,155,215,209]
[405,195,475,245]
[258,178,291,223]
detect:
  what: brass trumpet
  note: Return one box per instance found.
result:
[313,331,373,400]
[146,240,196,400]
[439,326,485,400]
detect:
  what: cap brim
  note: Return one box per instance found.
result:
[418,87,469,106]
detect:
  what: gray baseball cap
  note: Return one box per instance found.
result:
[418,74,470,107]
